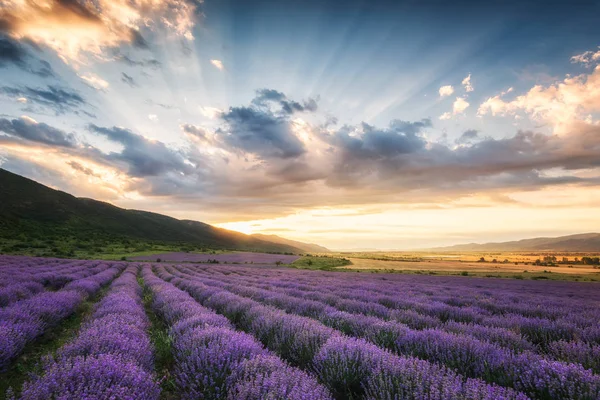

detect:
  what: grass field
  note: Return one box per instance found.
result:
[305,251,600,281]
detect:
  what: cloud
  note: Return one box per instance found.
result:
[0,116,77,147]
[4,86,600,219]
[181,123,212,143]
[453,97,469,114]
[571,47,600,66]
[325,119,430,162]
[455,129,478,145]
[197,89,319,160]
[252,89,318,115]
[0,85,88,114]
[478,65,600,132]
[462,74,473,92]
[79,73,109,91]
[438,85,454,97]
[0,0,202,62]
[0,36,27,68]
[0,36,55,77]
[115,54,161,68]
[439,112,451,120]
[210,59,224,70]
[121,72,138,87]
[219,106,306,159]
[199,106,222,119]
[87,124,194,177]
[67,160,100,177]
[148,114,158,122]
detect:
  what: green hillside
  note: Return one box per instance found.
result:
[0,169,300,256]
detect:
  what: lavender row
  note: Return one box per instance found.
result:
[141,265,332,400]
[155,265,527,400]
[19,266,160,399]
[181,264,600,372]
[0,264,122,370]
[191,264,600,353]
[189,266,537,353]
[220,264,600,327]
[201,264,600,343]
[1,259,120,307]
[167,264,600,399]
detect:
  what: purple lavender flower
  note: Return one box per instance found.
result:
[226,354,333,400]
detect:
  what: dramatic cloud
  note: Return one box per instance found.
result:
[207,90,318,160]
[438,85,454,97]
[322,119,431,183]
[478,65,600,132]
[0,85,87,114]
[210,59,224,70]
[462,74,473,92]
[453,97,469,114]
[439,112,451,120]
[0,36,55,77]
[219,106,306,159]
[3,83,600,219]
[0,36,27,68]
[0,0,202,62]
[87,124,194,177]
[0,116,77,147]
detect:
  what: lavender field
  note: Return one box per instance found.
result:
[130,251,300,264]
[1,255,600,399]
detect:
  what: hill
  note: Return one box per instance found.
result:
[251,233,330,253]
[0,168,301,254]
[432,233,600,252]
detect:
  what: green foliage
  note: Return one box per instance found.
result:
[137,276,177,394]
[290,256,352,271]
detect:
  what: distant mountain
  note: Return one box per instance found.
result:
[0,169,301,253]
[432,233,600,252]
[252,233,330,253]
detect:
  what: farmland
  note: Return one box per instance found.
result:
[319,251,600,281]
[1,255,599,399]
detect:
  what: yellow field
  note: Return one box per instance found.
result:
[338,257,599,275]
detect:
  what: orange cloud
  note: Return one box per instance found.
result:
[0,0,200,62]
[478,66,600,132]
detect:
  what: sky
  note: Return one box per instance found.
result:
[1,0,600,250]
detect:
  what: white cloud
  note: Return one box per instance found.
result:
[17,97,27,103]
[438,85,454,97]
[199,106,222,119]
[210,59,224,70]
[439,112,452,120]
[453,97,470,114]
[478,65,600,132]
[462,74,473,92]
[148,114,158,122]
[79,73,109,91]
[571,48,600,66]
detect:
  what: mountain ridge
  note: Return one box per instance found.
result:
[430,233,600,252]
[0,168,311,254]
